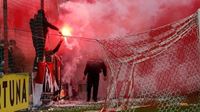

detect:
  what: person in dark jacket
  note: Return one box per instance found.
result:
[30,9,61,71]
[83,59,107,102]
[44,39,63,62]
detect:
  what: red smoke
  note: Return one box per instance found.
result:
[1,0,200,37]
[58,0,200,38]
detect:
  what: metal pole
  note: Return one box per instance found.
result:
[197,9,200,38]
[3,0,9,73]
[41,0,44,9]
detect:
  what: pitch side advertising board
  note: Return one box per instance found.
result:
[0,73,29,112]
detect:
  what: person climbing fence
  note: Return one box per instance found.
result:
[30,9,61,71]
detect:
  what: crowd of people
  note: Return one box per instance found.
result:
[30,9,108,108]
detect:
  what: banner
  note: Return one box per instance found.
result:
[0,73,29,112]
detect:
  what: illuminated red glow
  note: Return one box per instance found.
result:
[60,24,73,41]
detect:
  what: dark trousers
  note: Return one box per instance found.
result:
[87,76,99,102]
[33,38,45,71]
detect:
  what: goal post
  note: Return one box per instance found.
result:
[197,8,200,37]
[98,9,200,111]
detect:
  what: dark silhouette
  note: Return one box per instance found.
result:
[42,39,63,92]
[0,40,19,73]
[9,40,25,73]
[30,9,60,71]
[84,59,107,102]
[44,39,63,62]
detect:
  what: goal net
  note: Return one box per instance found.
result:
[98,10,200,111]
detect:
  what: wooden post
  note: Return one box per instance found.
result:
[3,0,8,73]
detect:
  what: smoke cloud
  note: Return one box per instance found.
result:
[57,0,200,85]
[59,0,200,37]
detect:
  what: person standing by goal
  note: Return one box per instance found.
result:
[83,59,107,102]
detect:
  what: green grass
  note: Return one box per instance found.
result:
[34,105,198,112]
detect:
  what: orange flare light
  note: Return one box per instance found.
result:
[61,25,72,38]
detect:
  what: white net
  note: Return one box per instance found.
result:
[98,11,200,111]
